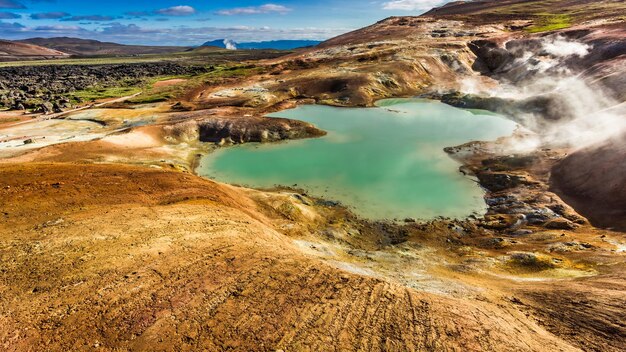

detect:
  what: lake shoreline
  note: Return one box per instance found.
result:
[196,98,517,221]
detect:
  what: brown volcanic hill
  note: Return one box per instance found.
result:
[320,0,626,48]
[551,133,626,231]
[17,37,190,57]
[424,0,626,23]
[0,40,69,61]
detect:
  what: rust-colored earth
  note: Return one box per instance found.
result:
[1,163,624,351]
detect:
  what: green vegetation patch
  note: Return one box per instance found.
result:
[527,14,572,33]
[506,252,557,272]
[72,86,142,102]
[467,0,626,26]
[127,64,264,104]
[0,49,288,68]
[127,90,174,104]
[0,56,168,68]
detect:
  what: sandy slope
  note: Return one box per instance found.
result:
[1,163,625,351]
[0,40,68,61]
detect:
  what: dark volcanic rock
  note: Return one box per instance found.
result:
[0,63,209,111]
[197,117,326,144]
[468,40,515,73]
[545,218,578,230]
[551,135,626,231]
[525,210,555,225]
[477,172,526,192]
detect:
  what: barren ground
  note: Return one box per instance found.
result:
[1,163,624,351]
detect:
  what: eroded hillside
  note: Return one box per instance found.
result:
[0,40,68,61]
[1,163,625,351]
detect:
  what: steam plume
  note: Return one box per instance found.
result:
[464,34,625,150]
[223,39,238,50]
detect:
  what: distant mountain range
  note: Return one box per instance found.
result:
[16,37,191,57]
[0,37,321,62]
[202,39,321,50]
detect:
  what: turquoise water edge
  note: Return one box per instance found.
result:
[197,99,517,220]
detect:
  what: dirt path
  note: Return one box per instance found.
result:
[3,93,142,128]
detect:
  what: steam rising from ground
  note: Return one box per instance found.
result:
[542,36,590,58]
[463,35,625,150]
[223,39,238,50]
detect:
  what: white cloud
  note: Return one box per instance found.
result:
[0,20,350,46]
[382,0,446,11]
[34,25,83,31]
[155,5,196,16]
[216,4,291,16]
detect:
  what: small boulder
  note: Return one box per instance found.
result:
[545,218,577,230]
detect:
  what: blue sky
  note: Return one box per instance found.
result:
[0,0,449,45]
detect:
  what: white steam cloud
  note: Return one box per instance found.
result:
[223,39,238,50]
[542,38,590,57]
[463,35,625,151]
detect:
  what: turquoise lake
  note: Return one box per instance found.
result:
[197,99,517,220]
